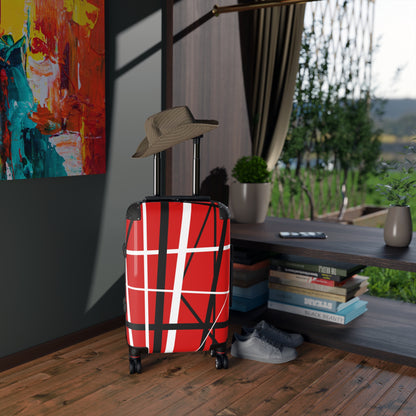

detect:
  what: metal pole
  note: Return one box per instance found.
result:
[212,0,320,16]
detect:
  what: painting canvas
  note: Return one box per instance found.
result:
[0,0,105,180]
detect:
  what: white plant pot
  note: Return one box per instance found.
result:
[229,182,272,223]
[384,205,413,247]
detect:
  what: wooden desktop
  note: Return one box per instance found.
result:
[231,216,416,272]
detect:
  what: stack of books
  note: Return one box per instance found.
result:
[268,254,369,324]
[230,248,270,312]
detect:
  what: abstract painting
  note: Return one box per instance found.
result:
[0,0,105,180]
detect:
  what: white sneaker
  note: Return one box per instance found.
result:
[231,329,297,364]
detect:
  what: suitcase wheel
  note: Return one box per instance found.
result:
[129,357,142,374]
[215,353,228,370]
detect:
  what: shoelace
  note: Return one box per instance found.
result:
[255,331,283,350]
[262,322,291,339]
[261,323,296,344]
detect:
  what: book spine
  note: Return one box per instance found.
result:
[269,269,343,287]
[309,278,340,287]
[269,271,349,295]
[267,300,346,324]
[271,264,346,282]
[269,288,339,312]
[268,282,348,302]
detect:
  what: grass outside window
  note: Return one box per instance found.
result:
[271,169,416,304]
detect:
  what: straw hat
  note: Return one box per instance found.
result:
[133,106,219,158]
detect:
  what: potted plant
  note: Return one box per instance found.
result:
[229,155,273,223]
[376,142,416,247]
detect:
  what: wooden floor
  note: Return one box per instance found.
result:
[1,325,416,416]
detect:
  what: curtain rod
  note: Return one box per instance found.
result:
[212,0,319,16]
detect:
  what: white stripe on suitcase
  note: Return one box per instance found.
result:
[165,203,192,353]
[126,286,229,295]
[126,244,231,256]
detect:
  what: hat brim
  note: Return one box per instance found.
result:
[132,120,218,158]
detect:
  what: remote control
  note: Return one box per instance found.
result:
[279,231,327,239]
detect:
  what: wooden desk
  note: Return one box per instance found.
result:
[231,216,416,272]
[230,217,416,366]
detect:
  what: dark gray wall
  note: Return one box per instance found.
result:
[0,0,161,358]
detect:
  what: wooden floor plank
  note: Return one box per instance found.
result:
[114,354,227,416]
[177,357,289,415]
[302,358,399,416]
[140,358,266,416]
[215,343,335,416]
[0,335,124,405]
[395,389,416,416]
[269,353,370,415]
[0,328,123,386]
[365,367,416,416]
[229,345,348,416]
[249,355,346,415]
[335,360,405,416]
[1,322,415,416]
[246,352,360,416]
[35,347,133,416]
[42,348,221,416]
[0,334,127,416]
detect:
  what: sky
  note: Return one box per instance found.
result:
[372,0,416,99]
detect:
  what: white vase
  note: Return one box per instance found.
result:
[229,182,272,223]
[384,205,413,247]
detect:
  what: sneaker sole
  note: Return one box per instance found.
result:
[231,348,297,364]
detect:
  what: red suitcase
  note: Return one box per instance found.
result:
[124,137,231,374]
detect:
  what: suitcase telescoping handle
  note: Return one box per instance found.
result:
[153,152,162,197]
[192,136,201,196]
[153,135,203,197]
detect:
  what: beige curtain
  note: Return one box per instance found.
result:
[240,3,305,170]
